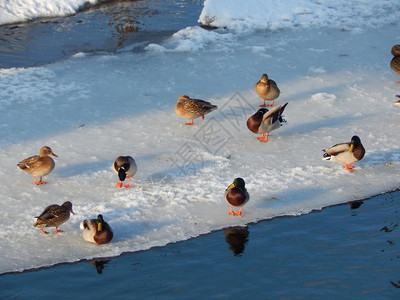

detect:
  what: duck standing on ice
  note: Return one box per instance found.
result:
[323,135,365,172]
[224,178,249,216]
[246,103,288,143]
[34,201,74,234]
[390,44,400,84]
[112,156,137,188]
[17,146,58,185]
[175,95,217,125]
[255,73,280,107]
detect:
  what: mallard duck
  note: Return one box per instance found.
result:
[17,146,58,185]
[390,45,400,83]
[112,156,137,188]
[246,102,288,142]
[255,73,280,107]
[34,201,74,234]
[224,178,249,216]
[175,95,218,125]
[323,135,365,172]
[80,214,113,245]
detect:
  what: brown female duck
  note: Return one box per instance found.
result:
[34,201,74,234]
[255,73,280,107]
[390,45,400,83]
[175,95,217,125]
[17,146,58,185]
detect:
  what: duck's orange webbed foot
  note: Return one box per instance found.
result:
[201,115,204,120]
[124,184,132,188]
[259,100,267,107]
[185,119,194,125]
[115,182,124,188]
[33,177,48,185]
[267,100,274,107]
[40,228,49,235]
[258,133,269,143]
[235,208,243,216]
[344,164,355,172]
[54,228,64,234]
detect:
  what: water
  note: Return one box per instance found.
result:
[0,0,203,68]
[1,191,399,298]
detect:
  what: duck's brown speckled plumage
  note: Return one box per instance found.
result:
[80,214,113,245]
[390,45,400,79]
[175,95,217,125]
[34,201,74,234]
[224,178,249,216]
[17,146,58,185]
[255,74,280,106]
[323,136,365,172]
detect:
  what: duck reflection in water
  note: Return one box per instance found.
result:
[349,200,364,210]
[90,259,111,274]
[224,226,250,256]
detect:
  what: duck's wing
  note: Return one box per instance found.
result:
[263,103,287,124]
[323,142,351,156]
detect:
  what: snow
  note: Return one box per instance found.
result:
[1,0,400,274]
[0,0,100,25]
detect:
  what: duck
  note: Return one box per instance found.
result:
[80,214,113,245]
[246,102,288,142]
[323,135,365,172]
[175,95,218,125]
[112,156,137,188]
[255,73,280,107]
[390,45,400,83]
[34,201,74,234]
[224,178,249,216]
[17,146,58,185]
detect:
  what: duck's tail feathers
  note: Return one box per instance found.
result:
[322,151,331,160]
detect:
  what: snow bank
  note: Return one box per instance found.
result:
[0,0,99,25]
[199,0,400,32]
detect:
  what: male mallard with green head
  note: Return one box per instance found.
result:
[224,178,249,216]
[17,146,58,185]
[112,156,137,188]
[175,95,217,125]
[255,73,280,107]
[390,45,400,84]
[247,102,288,142]
[34,201,74,234]
[80,214,113,245]
[323,135,365,172]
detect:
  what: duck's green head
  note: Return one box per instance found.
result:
[349,135,361,152]
[228,177,246,190]
[257,108,269,115]
[97,214,104,231]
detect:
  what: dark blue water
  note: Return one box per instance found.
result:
[1,191,399,298]
[0,0,203,68]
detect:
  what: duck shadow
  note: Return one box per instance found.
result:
[56,160,111,178]
[360,149,400,166]
[280,113,374,137]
